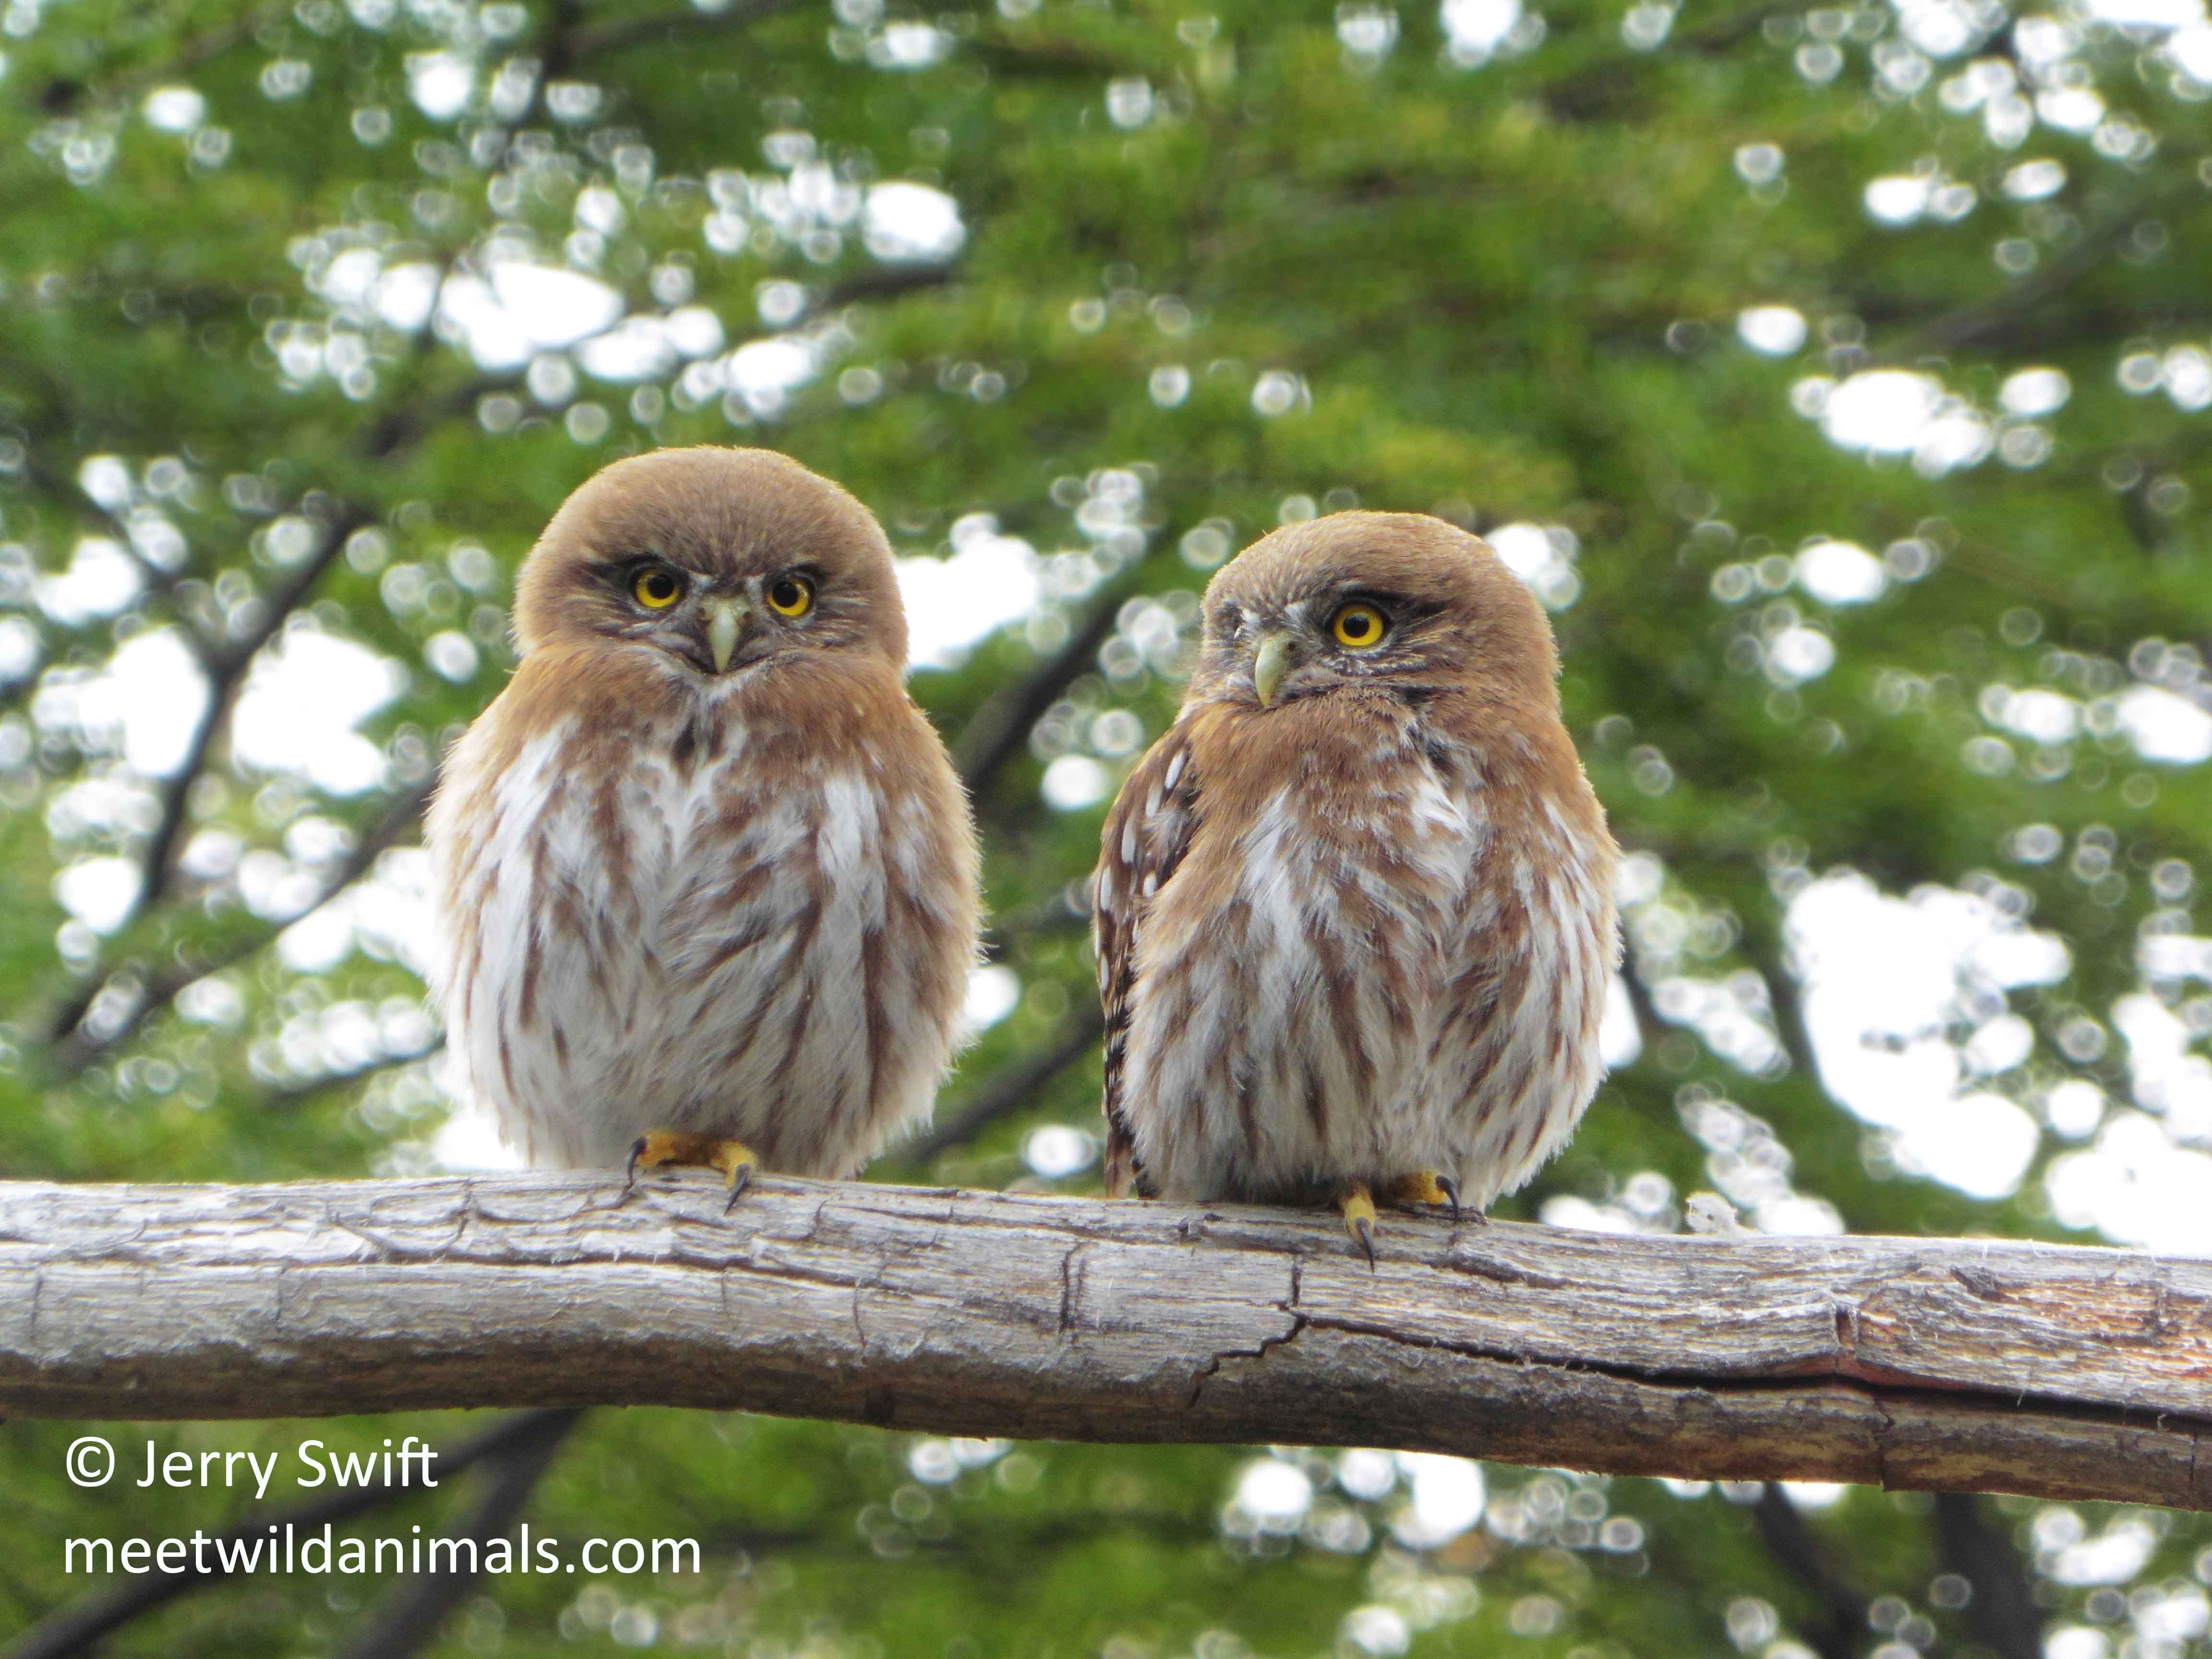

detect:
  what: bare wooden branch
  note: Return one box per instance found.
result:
[0,1176,2205,1510]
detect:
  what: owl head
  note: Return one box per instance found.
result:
[1190,511,1562,713]
[512,446,909,676]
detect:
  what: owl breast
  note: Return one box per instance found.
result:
[1118,707,1616,1211]
[434,691,962,1177]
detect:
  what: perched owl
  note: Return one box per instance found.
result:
[1094,512,1619,1257]
[426,446,980,1197]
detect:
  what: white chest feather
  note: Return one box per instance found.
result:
[437,716,948,1176]
[1120,757,1479,1196]
[1119,746,1615,1210]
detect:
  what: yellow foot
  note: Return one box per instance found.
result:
[1386,1171,1467,1224]
[627,1130,759,1213]
[1341,1179,1378,1268]
[1338,1173,1477,1262]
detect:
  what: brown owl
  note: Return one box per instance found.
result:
[426,447,980,1198]
[1094,512,1619,1257]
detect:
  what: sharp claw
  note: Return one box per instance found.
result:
[1341,1180,1378,1268]
[628,1131,758,1214]
[1437,1175,1462,1225]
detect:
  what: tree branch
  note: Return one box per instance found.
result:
[559,0,804,63]
[39,501,374,1050]
[265,1033,445,1108]
[1541,3,1784,121]
[952,588,1133,800]
[143,503,375,916]
[897,1003,1106,1165]
[48,777,433,1075]
[7,1409,579,1659]
[0,1176,2205,1510]
[1889,183,2204,362]
[1934,1493,2045,1659]
[336,1410,582,1659]
[1752,1483,1870,1659]
[818,263,958,311]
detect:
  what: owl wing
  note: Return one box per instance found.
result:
[1431,777,1618,1210]
[1093,727,1202,1199]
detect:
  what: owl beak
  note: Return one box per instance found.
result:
[702,596,749,673]
[1251,631,1293,708]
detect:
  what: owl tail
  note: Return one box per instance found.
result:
[1104,1122,1154,1200]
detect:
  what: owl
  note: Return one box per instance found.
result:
[1094,512,1619,1258]
[426,446,980,1198]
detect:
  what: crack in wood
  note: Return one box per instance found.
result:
[3,1176,2209,1509]
[1188,1262,1307,1410]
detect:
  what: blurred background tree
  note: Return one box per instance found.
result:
[2,0,2211,1652]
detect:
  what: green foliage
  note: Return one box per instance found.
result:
[2,0,2210,1652]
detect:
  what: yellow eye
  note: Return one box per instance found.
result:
[766,573,814,618]
[633,568,683,609]
[1330,602,1388,650]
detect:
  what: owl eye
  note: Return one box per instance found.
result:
[632,567,684,610]
[766,573,815,618]
[1330,602,1389,650]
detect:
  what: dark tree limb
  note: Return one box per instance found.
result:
[336,1410,582,1659]
[560,0,804,63]
[1890,183,2205,363]
[1934,1493,2045,1659]
[898,1003,1107,1165]
[818,264,959,312]
[0,1176,2207,1511]
[266,1033,446,1108]
[1541,3,1784,121]
[6,1409,580,1659]
[1752,1483,1871,1659]
[133,502,373,932]
[952,588,1134,800]
[48,777,433,1076]
[36,503,378,1054]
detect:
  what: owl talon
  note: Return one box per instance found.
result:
[1341,1180,1379,1269]
[626,1130,760,1210]
[1387,1170,1461,1219]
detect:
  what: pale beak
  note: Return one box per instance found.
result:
[703,596,749,673]
[1251,631,1292,709]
